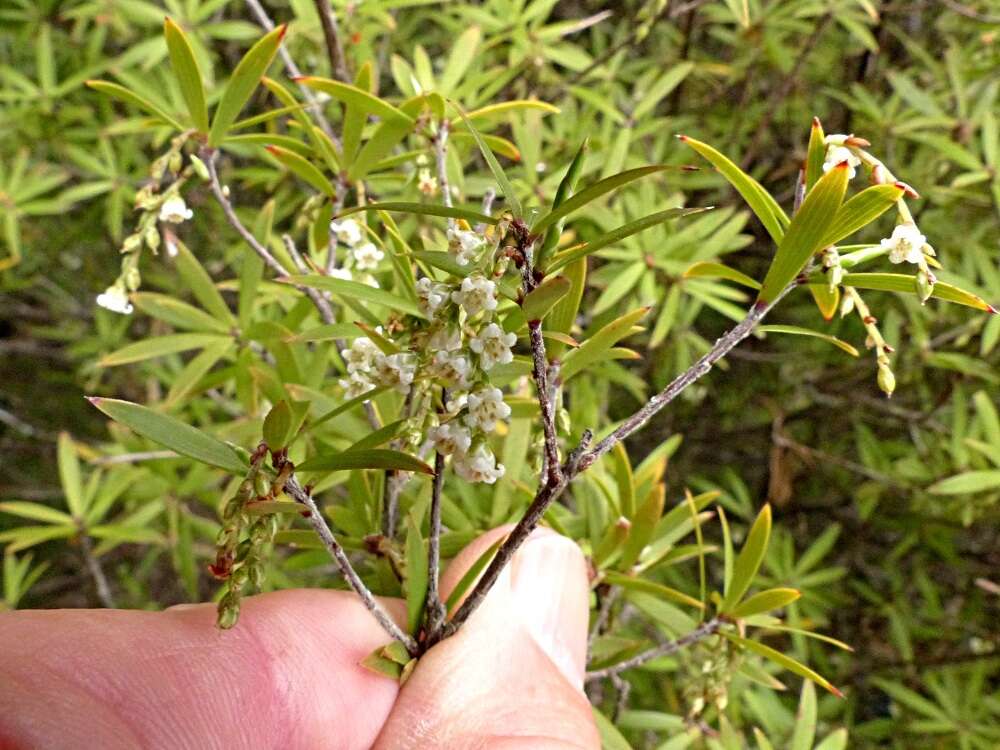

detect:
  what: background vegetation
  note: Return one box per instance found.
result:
[1,1,998,747]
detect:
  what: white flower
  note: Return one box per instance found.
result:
[466,387,511,432]
[373,352,416,394]
[822,145,861,180]
[158,195,193,224]
[416,277,452,316]
[352,242,384,271]
[429,324,463,352]
[469,323,516,370]
[417,168,438,196]
[341,337,378,374]
[329,267,353,281]
[427,422,472,456]
[823,134,850,146]
[453,444,506,484]
[447,227,485,266]
[451,274,497,316]
[428,350,472,387]
[445,392,468,415]
[339,370,375,399]
[95,285,133,315]
[330,219,363,246]
[881,223,926,265]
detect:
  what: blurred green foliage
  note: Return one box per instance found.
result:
[1,1,999,747]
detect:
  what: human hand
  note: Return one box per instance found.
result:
[0,527,599,749]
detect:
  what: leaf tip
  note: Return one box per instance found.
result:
[811,116,822,129]
[277,23,288,40]
[834,160,850,170]
[893,181,920,199]
[676,133,688,141]
[680,164,700,172]
[987,303,998,315]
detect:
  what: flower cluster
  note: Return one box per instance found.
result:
[329,218,384,286]
[337,223,516,483]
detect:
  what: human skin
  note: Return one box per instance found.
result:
[0,527,599,749]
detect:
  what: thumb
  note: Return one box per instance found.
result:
[374,527,599,750]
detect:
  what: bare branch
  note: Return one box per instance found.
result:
[201,148,336,325]
[284,475,418,654]
[80,534,115,608]
[424,451,447,640]
[433,122,453,210]
[312,0,351,82]
[244,0,340,148]
[586,618,722,681]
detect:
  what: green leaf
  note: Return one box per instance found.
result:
[536,138,588,267]
[208,25,285,147]
[297,76,413,124]
[297,449,434,475]
[445,536,504,615]
[521,275,571,321]
[404,513,428,635]
[805,118,826,192]
[840,273,996,312]
[0,501,74,526]
[263,399,309,451]
[592,708,634,750]
[546,207,712,273]
[164,18,209,133]
[85,80,184,130]
[100,333,228,367]
[342,63,373,165]
[546,257,586,359]
[308,386,390,432]
[453,100,559,125]
[337,202,496,226]
[265,145,335,197]
[57,432,84,518]
[821,184,904,247]
[758,163,849,304]
[533,166,683,235]
[438,26,482,94]
[243,500,304,515]
[721,504,771,612]
[132,292,231,333]
[928,470,1000,495]
[279,275,425,318]
[682,261,761,290]
[791,681,817,750]
[809,282,840,321]
[173,240,235,324]
[728,587,801,618]
[0,525,76,553]
[561,307,648,381]
[724,633,843,698]
[757,325,859,356]
[603,570,704,610]
[679,135,789,243]
[360,646,404,680]
[452,101,522,218]
[87,398,247,474]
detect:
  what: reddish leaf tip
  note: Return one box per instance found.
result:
[830,685,845,699]
[264,145,279,154]
[85,396,101,404]
[987,304,998,315]
[676,134,688,141]
[681,164,700,171]
[277,23,288,40]
[811,116,821,128]
[835,160,850,170]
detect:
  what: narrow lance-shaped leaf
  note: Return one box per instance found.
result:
[278,275,425,318]
[265,145,336,197]
[87,398,247,474]
[164,18,209,133]
[683,261,761,290]
[337,202,497,226]
[100,333,228,367]
[723,633,844,698]
[521,275,571,321]
[546,207,712,273]
[297,76,414,124]
[536,138,587,267]
[452,101,523,218]
[757,325,859,357]
[533,165,685,235]
[679,135,789,243]
[809,282,840,321]
[404,514,428,635]
[173,240,234,324]
[85,81,185,131]
[840,273,996,312]
[445,536,505,615]
[297,449,434,475]
[57,432,84,518]
[757,163,850,304]
[720,503,772,612]
[821,183,904,247]
[728,587,802,619]
[208,25,286,147]
[805,117,826,192]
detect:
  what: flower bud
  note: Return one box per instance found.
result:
[190,154,210,181]
[248,562,266,588]
[253,472,271,499]
[123,267,142,291]
[223,496,244,522]
[877,363,896,397]
[216,594,240,630]
[168,151,183,174]
[230,565,249,591]
[915,269,934,303]
[840,294,855,317]
[144,225,160,251]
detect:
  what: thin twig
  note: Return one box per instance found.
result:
[80,534,115,608]
[284,475,418,653]
[244,0,340,147]
[424,451,447,641]
[445,282,801,634]
[312,0,351,82]
[588,586,620,651]
[201,148,336,325]
[586,618,722,681]
[281,234,309,273]
[434,122,453,210]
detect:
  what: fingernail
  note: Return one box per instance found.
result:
[510,533,589,689]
